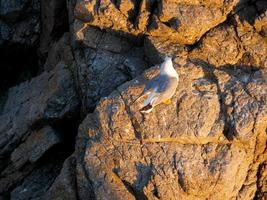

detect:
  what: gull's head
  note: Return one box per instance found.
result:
[160,57,178,77]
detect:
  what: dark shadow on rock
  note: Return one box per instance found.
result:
[129,0,143,26]
[143,37,164,65]
[50,112,82,154]
[133,163,152,199]
[9,143,73,199]
[38,0,71,67]
[0,45,39,95]
[120,163,152,200]
[235,0,267,26]
[0,44,39,115]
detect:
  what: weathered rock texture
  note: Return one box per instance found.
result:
[73,60,266,200]
[0,63,78,157]
[74,0,239,44]
[74,24,148,111]
[0,62,79,194]
[0,0,266,199]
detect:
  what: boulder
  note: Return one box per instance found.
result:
[75,59,267,199]
[234,14,267,68]
[189,24,244,67]
[148,0,238,44]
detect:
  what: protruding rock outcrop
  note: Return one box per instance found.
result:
[73,60,267,199]
[74,0,239,44]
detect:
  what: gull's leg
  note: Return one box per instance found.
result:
[163,99,172,105]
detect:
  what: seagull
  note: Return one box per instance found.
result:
[137,57,179,113]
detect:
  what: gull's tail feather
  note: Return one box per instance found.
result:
[139,103,153,113]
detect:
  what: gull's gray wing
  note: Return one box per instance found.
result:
[155,75,178,93]
[144,75,174,91]
[143,75,163,92]
[149,75,178,106]
[132,76,162,104]
[134,75,177,104]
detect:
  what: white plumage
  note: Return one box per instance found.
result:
[138,57,179,113]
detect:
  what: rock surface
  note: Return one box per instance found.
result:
[10,126,62,168]
[74,0,239,44]
[0,61,79,195]
[73,24,148,111]
[74,60,267,200]
[0,0,266,199]
[0,0,40,46]
[41,156,77,200]
[39,0,69,59]
[0,62,79,157]
[10,156,64,200]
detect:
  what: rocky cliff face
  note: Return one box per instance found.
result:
[0,0,266,199]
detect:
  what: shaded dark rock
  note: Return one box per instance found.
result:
[0,20,11,44]
[41,156,77,200]
[11,126,62,169]
[0,0,40,46]
[10,157,63,200]
[0,0,40,95]
[0,62,79,157]
[39,0,69,60]
[73,25,148,112]
[43,32,73,72]
[0,0,29,21]
[0,162,35,195]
